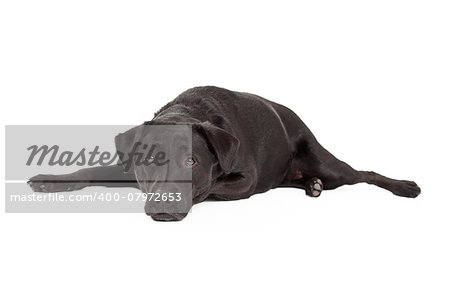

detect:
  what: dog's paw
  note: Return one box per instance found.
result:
[28,174,78,193]
[305,178,323,197]
[392,180,421,198]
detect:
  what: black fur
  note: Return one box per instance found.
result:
[29,86,421,221]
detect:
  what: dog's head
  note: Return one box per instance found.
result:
[115,122,239,221]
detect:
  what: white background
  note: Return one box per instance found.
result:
[1,0,449,299]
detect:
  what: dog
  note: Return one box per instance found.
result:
[29,86,421,221]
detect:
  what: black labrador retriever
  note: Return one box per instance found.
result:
[29,86,421,221]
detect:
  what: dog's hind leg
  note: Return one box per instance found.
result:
[282,137,421,198]
[28,165,139,193]
[357,171,421,198]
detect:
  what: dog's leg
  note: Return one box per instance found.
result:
[282,137,420,198]
[28,165,138,193]
[356,171,421,198]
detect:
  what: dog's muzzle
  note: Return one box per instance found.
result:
[143,183,192,221]
[148,212,188,222]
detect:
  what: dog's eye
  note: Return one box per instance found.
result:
[184,157,197,167]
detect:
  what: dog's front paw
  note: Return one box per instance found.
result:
[28,174,78,193]
[305,177,323,197]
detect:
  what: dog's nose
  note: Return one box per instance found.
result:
[149,213,187,222]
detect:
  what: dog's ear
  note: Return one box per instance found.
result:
[196,122,240,174]
[115,126,142,173]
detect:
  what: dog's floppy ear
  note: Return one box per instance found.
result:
[115,126,142,173]
[196,122,240,174]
